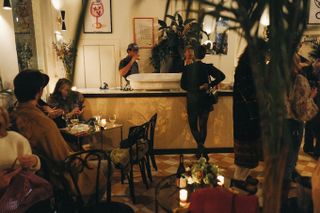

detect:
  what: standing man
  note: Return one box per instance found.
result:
[119,43,140,88]
[302,58,320,159]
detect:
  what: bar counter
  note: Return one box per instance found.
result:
[79,88,233,154]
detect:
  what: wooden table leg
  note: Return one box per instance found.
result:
[100,129,104,150]
[120,126,123,141]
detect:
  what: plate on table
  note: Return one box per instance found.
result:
[69,124,91,135]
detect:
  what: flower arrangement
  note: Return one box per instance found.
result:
[53,41,76,80]
[184,157,219,187]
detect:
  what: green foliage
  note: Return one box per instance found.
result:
[184,157,219,186]
[150,12,208,72]
[309,41,320,60]
[16,42,33,71]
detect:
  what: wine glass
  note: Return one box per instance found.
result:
[70,115,79,126]
[109,114,117,125]
[94,115,101,125]
[61,112,70,128]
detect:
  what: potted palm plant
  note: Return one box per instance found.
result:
[151,12,208,73]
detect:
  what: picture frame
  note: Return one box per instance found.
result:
[133,17,155,49]
[308,0,320,25]
[83,0,112,33]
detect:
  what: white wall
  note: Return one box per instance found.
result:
[31,0,320,91]
[50,0,175,89]
[30,0,242,90]
[0,0,19,89]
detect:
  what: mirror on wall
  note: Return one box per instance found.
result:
[202,17,229,55]
[12,0,38,71]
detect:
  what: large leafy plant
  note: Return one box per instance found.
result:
[151,12,208,72]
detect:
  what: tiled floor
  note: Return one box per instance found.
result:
[110,151,317,213]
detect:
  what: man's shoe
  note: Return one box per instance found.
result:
[245,175,259,185]
[231,179,257,195]
[292,169,301,182]
[303,148,314,156]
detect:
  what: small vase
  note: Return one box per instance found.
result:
[63,64,72,81]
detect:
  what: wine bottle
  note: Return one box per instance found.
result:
[176,154,186,187]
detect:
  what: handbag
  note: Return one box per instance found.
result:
[207,76,218,105]
[239,91,259,121]
[289,74,319,122]
[0,170,53,213]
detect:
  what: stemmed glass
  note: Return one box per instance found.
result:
[70,115,79,126]
[109,114,117,125]
[61,112,70,129]
[94,115,101,125]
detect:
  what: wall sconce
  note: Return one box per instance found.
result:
[57,10,66,31]
[260,6,270,27]
[3,0,12,10]
[51,0,61,10]
[260,6,270,40]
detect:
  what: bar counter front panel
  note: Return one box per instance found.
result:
[80,89,233,154]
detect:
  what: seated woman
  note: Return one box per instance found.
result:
[48,78,84,127]
[0,107,51,212]
[38,99,64,121]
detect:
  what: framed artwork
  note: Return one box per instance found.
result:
[308,0,320,24]
[133,18,155,49]
[13,0,33,34]
[84,0,112,33]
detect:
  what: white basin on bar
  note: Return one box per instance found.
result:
[127,73,182,90]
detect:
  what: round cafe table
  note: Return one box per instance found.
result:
[155,174,233,213]
[155,174,179,213]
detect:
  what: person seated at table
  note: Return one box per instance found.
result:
[0,107,40,172]
[38,99,64,121]
[10,70,110,199]
[48,78,84,125]
[10,73,63,122]
[0,107,52,212]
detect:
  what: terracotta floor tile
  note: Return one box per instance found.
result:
[109,150,317,212]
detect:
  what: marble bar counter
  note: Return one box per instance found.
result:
[79,88,233,154]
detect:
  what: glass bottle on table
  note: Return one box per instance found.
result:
[61,112,69,129]
[176,154,186,188]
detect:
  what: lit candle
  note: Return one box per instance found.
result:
[217,175,224,186]
[179,189,188,202]
[100,118,107,127]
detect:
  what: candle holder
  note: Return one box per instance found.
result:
[99,118,107,128]
[217,175,225,186]
[179,189,188,203]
